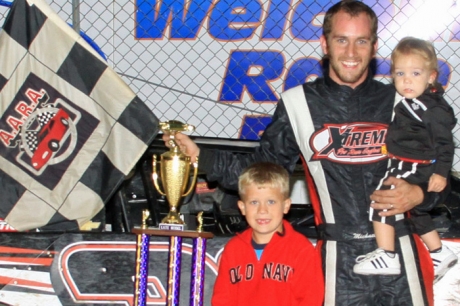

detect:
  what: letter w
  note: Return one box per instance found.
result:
[135,0,212,39]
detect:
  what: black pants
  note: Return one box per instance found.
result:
[371,158,433,233]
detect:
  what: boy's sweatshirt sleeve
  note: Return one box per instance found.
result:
[294,244,324,306]
[211,247,234,306]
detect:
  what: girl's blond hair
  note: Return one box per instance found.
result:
[391,37,438,78]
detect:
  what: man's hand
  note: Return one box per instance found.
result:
[370,176,424,216]
[162,132,200,163]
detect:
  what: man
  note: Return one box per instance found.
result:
[165,1,439,304]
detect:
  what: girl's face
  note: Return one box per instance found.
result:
[393,53,437,100]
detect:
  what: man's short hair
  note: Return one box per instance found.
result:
[323,0,378,45]
[238,162,290,199]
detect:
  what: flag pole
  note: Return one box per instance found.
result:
[72,0,80,33]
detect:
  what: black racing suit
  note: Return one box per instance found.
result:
[199,72,440,305]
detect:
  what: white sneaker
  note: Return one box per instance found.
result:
[432,245,458,283]
[353,248,401,275]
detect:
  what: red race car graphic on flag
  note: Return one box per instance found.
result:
[31,108,71,170]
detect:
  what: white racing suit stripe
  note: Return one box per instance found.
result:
[400,235,424,305]
[282,85,337,304]
[281,86,335,224]
[325,241,338,305]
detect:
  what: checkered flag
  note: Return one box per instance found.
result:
[25,130,38,153]
[36,109,54,127]
[0,0,159,231]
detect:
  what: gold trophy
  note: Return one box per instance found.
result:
[152,120,198,230]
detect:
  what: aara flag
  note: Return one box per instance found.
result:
[0,0,159,230]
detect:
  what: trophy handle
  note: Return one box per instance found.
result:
[152,155,166,196]
[182,157,199,197]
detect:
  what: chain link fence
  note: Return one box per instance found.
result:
[1,0,460,170]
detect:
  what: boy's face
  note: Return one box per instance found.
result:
[238,183,291,244]
[393,53,436,99]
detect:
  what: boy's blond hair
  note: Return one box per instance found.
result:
[238,162,290,199]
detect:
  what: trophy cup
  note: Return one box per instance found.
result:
[152,120,198,231]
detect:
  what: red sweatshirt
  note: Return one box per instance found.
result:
[211,220,324,305]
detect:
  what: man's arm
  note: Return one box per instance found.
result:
[370,176,446,216]
[162,100,301,190]
[370,177,423,216]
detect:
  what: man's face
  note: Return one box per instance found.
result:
[238,183,291,244]
[320,11,377,89]
[393,53,436,100]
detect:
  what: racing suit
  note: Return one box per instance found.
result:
[199,72,439,305]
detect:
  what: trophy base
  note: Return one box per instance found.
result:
[159,223,186,231]
[161,211,184,224]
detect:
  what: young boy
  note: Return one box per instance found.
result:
[211,162,324,306]
[353,37,458,282]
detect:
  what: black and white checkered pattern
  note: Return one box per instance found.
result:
[37,110,54,127]
[0,0,159,231]
[25,130,38,152]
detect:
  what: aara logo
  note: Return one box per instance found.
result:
[0,73,99,188]
[310,122,388,164]
[12,90,81,176]
[0,86,81,176]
